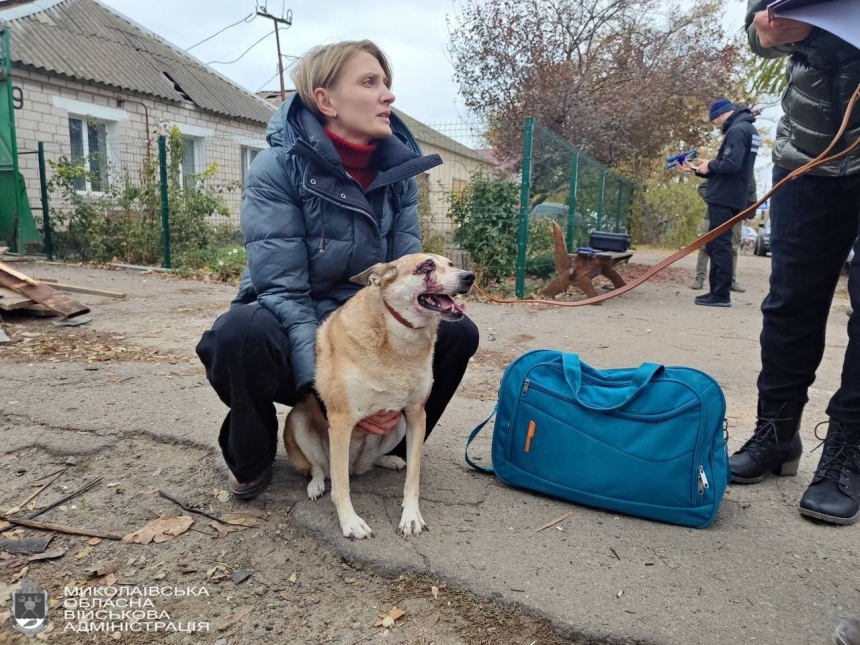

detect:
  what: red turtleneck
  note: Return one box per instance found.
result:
[324,128,377,190]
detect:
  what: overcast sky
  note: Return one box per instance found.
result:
[100,0,752,126]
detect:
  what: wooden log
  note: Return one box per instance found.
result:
[0,262,90,318]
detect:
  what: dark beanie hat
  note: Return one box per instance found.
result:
[709,98,734,121]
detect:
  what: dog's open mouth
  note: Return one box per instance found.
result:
[417,293,466,318]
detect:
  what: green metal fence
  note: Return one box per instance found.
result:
[515,120,634,298]
[10,116,631,290]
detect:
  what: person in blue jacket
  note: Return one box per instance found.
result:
[196,40,479,499]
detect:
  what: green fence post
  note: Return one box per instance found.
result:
[37,142,52,261]
[515,117,535,300]
[614,178,623,233]
[596,168,606,231]
[158,135,171,269]
[566,149,579,252]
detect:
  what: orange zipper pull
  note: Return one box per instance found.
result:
[525,420,536,452]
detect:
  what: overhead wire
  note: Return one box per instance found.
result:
[207,27,289,65]
[186,12,256,51]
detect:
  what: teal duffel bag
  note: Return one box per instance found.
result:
[465,351,730,528]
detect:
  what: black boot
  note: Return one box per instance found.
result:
[729,401,804,484]
[799,421,860,525]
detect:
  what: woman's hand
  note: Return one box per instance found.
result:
[753,11,813,48]
[357,410,403,436]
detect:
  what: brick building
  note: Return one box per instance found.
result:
[4,0,274,220]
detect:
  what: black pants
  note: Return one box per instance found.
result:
[758,165,860,426]
[196,303,480,482]
[705,203,738,298]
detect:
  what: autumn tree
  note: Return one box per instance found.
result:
[449,0,745,172]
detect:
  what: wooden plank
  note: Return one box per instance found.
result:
[0,264,90,318]
[36,279,126,300]
[0,286,37,310]
[0,261,39,285]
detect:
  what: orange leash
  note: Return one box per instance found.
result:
[474,85,860,307]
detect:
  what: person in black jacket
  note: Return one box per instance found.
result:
[680,99,760,307]
[728,4,860,528]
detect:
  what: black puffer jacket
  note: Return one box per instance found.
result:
[746,0,860,176]
[697,108,760,211]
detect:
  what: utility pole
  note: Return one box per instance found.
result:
[256,6,292,102]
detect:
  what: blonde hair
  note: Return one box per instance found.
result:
[291,40,393,119]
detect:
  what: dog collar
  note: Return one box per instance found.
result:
[383,299,424,330]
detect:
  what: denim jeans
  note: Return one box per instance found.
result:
[758,165,860,426]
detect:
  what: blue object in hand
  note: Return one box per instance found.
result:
[665,148,698,170]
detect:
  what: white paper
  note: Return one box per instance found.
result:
[776,0,860,50]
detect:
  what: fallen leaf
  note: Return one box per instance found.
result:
[88,538,102,547]
[289,572,297,583]
[214,489,230,503]
[210,521,247,538]
[222,517,263,528]
[75,547,92,560]
[28,548,66,562]
[220,511,268,523]
[431,585,439,600]
[100,573,117,586]
[86,562,118,578]
[123,515,193,545]
[12,566,29,582]
[279,591,295,602]
[374,607,406,627]
[107,483,120,488]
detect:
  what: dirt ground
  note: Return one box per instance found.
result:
[0,257,590,645]
[0,250,855,645]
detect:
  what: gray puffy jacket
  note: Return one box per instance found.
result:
[746,0,860,176]
[232,94,442,391]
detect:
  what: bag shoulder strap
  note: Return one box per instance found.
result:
[465,404,497,473]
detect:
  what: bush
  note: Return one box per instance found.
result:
[47,126,241,271]
[448,170,520,282]
[448,170,560,282]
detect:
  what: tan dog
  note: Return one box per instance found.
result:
[283,253,475,539]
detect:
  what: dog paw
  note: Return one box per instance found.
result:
[340,514,373,540]
[307,478,326,500]
[373,455,406,470]
[398,505,427,538]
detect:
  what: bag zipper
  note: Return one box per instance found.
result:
[525,379,698,420]
[697,465,709,496]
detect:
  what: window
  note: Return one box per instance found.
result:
[452,178,467,198]
[179,135,197,188]
[69,117,109,193]
[241,146,260,183]
[168,123,213,188]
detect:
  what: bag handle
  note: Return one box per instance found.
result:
[465,404,497,473]
[562,354,663,412]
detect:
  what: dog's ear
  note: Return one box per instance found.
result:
[350,263,399,287]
